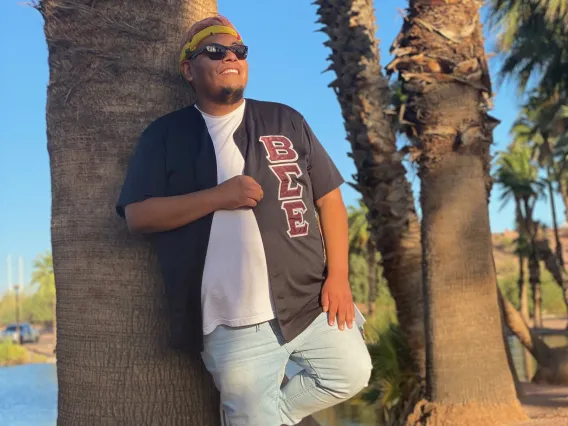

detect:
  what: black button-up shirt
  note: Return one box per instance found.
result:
[116,99,344,351]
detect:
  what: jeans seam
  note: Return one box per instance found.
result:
[300,350,321,381]
[277,363,289,424]
[283,383,319,403]
[283,351,322,405]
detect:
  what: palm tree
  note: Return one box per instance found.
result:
[348,202,378,316]
[512,222,533,380]
[314,0,425,381]
[522,92,568,233]
[390,1,527,423]
[495,147,545,327]
[38,1,224,424]
[489,0,568,96]
[30,251,56,340]
[510,97,568,313]
[513,102,564,264]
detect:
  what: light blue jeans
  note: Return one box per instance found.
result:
[201,312,373,426]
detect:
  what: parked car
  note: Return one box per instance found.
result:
[2,323,40,344]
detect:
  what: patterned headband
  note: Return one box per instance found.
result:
[179,25,243,72]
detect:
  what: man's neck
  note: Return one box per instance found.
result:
[195,98,245,116]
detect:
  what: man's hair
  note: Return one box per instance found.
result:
[180,15,237,52]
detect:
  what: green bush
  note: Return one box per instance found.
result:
[0,340,29,366]
[362,324,422,426]
[497,266,566,316]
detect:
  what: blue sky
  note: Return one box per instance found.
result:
[0,0,561,291]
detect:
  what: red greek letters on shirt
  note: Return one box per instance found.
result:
[259,136,299,163]
[259,136,309,238]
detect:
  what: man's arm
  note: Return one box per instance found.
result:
[301,116,353,331]
[125,175,263,234]
[317,188,354,331]
[116,122,262,234]
[125,190,222,234]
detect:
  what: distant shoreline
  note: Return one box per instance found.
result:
[0,332,56,367]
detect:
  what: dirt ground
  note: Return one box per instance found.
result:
[517,383,568,425]
[25,332,56,361]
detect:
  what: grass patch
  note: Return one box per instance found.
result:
[0,340,29,366]
[0,340,48,367]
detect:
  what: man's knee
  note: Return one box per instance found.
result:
[322,347,373,399]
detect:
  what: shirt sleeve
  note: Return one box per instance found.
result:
[303,118,344,201]
[116,121,166,218]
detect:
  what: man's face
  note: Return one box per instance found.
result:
[182,33,249,105]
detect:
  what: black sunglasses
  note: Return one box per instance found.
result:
[188,43,249,61]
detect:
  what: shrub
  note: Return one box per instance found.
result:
[0,340,29,366]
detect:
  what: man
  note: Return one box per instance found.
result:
[116,15,372,426]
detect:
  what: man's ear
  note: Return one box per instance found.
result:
[181,61,194,83]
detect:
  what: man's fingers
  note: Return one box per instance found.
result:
[337,303,347,331]
[328,299,339,326]
[321,291,330,312]
[346,303,355,329]
[245,198,258,207]
[246,188,263,202]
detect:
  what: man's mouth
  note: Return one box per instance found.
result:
[221,69,239,75]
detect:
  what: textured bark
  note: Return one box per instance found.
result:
[529,254,543,328]
[546,172,564,266]
[517,252,533,380]
[520,197,543,328]
[314,0,426,381]
[524,198,542,327]
[558,178,568,222]
[40,1,223,424]
[498,292,523,398]
[392,0,527,424]
[518,254,529,319]
[514,200,531,325]
[366,238,377,317]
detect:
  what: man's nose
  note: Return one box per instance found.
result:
[223,49,238,62]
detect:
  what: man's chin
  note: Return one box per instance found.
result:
[217,86,245,105]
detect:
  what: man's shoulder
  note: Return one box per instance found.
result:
[246,99,305,123]
[142,105,199,135]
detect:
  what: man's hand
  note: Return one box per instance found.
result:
[321,275,354,331]
[215,176,263,209]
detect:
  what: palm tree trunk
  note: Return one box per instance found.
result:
[52,294,57,349]
[515,199,531,324]
[314,0,426,380]
[518,253,532,377]
[497,290,523,397]
[393,1,526,424]
[557,177,568,222]
[529,254,543,328]
[517,252,533,380]
[40,1,223,424]
[523,198,543,328]
[517,249,524,304]
[547,170,564,266]
[416,155,525,424]
[366,239,377,317]
[499,291,548,378]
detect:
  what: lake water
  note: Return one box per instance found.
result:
[0,364,57,426]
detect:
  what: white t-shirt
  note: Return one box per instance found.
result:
[197,101,275,335]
